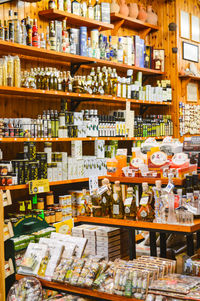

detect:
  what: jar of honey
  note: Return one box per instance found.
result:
[50,211,55,224]
[55,208,62,222]
[37,198,44,210]
[44,211,51,224]
[46,191,54,206]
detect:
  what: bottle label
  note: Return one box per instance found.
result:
[140,209,147,218]
[140,197,148,206]
[113,204,119,215]
[124,197,132,206]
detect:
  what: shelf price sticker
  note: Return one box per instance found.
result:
[29,179,50,195]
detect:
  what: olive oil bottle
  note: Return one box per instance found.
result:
[124,186,137,220]
[100,178,112,217]
[37,251,50,277]
[112,181,124,219]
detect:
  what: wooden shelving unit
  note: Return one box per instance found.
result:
[110,12,159,32]
[0,136,170,143]
[108,176,184,186]
[0,41,165,75]
[0,177,104,191]
[77,216,200,233]
[0,87,171,107]
[39,9,114,31]
[16,274,142,301]
[179,75,200,81]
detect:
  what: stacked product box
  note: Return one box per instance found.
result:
[96,226,121,260]
[120,229,129,259]
[72,225,121,260]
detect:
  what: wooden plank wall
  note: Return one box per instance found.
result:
[176,0,200,140]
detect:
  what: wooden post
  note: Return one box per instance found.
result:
[0,192,5,301]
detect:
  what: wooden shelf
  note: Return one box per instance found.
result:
[179,75,200,81]
[77,216,200,233]
[0,136,169,143]
[0,86,171,106]
[0,41,165,75]
[16,274,141,301]
[0,177,104,191]
[107,176,184,186]
[111,12,159,32]
[39,9,114,31]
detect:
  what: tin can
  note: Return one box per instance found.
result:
[29,162,38,180]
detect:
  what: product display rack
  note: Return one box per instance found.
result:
[0,41,166,75]
[15,274,142,301]
[0,136,171,142]
[0,86,171,106]
[39,9,114,30]
[76,216,200,259]
[110,12,159,33]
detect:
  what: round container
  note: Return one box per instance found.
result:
[50,211,55,223]
[37,198,44,210]
[44,211,51,224]
[46,191,54,206]
[59,112,65,127]
[55,208,62,222]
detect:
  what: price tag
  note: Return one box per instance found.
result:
[89,176,99,195]
[29,179,50,195]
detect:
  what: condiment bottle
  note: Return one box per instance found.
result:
[137,182,154,221]
[112,181,124,219]
[124,186,137,220]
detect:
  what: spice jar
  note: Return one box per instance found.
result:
[44,211,51,224]
[49,211,55,223]
[55,208,62,222]
[37,198,44,210]
[46,191,54,206]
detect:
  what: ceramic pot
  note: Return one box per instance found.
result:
[119,0,129,17]
[146,5,158,25]
[110,0,120,14]
[137,5,147,22]
[128,3,138,19]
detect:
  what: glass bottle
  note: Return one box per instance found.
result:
[87,0,94,19]
[49,21,56,51]
[8,10,14,43]
[153,180,163,223]
[13,12,22,44]
[54,110,59,138]
[91,188,102,217]
[4,20,9,42]
[26,16,32,46]
[112,181,124,219]
[37,251,50,277]
[40,33,46,49]
[94,0,101,21]
[72,0,81,15]
[0,20,5,41]
[50,110,55,138]
[81,0,87,17]
[48,0,56,9]
[32,19,39,47]
[137,182,154,222]
[124,187,137,220]
[21,20,27,45]
[117,37,123,63]
[100,178,112,217]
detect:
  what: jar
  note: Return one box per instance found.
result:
[55,208,62,222]
[50,211,55,223]
[44,211,51,224]
[46,191,54,206]
[0,165,8,176]
[37,198,44,210]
